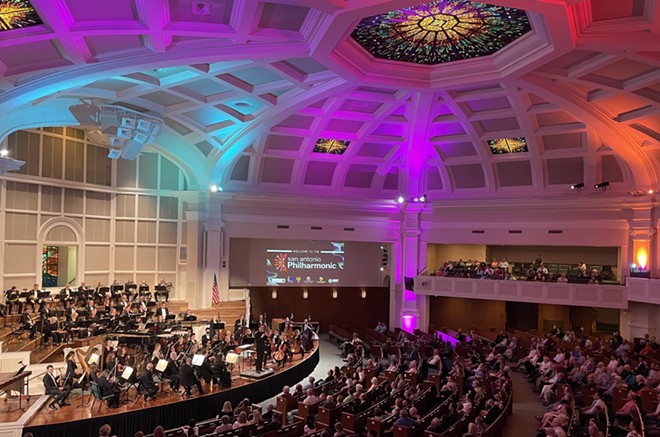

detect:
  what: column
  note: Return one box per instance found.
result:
[397,203,430,332]
[627,206,656,277]
[179,191,210,309]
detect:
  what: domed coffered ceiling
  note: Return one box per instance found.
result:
[0,0,657,201]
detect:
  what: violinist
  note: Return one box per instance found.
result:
[97,369,120,408]
[202,328,212,349]
[164,351,181,393]
[181,357,205,397]
[140,362,158,401]
[105,351,117,373]
[151,342,164,364]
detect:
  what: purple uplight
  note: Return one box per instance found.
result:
[401,314,417,333]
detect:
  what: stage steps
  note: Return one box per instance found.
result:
[192,300,247,330]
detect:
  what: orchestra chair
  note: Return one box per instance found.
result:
[90,381,115,412]
[7,324,25,343]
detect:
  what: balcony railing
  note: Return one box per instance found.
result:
[414,276,629,309]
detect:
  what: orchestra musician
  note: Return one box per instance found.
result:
[234,314,247,341]
[156,278,170,302]
[64,351,83,387]
[43,365,71,410]
[20,308,37,339]
[164,351,181,393]
[27,284,40,312]
[5,286,20,314]
[158,302,169,320]
[202,328,212,349]
[140,362,158,401]
[43,314,62,345]
[180,357,205,397]
[97,369,120,408]
[59,284,73,304]
[209,313,221,339]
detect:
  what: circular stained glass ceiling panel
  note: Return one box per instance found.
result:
[350,0,532,65]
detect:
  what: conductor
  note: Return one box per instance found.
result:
[255,325,266,373]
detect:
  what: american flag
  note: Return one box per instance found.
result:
[212,273,220,305]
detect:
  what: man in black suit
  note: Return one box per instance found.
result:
[20,308,37,339]
[97,370,120,408]
[255,325,266,373]
[140,363,158,401]
[158,302,169,320]
[209,313,221,339]
[164,351,181,393]
[483,399,502,425]
[42,365,71,409]
[180,357,204,396]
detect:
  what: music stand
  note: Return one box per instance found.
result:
[121,366,134,380]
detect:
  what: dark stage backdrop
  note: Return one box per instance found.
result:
[24,347,319,437]
[249,286,389,332]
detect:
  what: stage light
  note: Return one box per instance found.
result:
[361,289,367,299]
[380,267,384,272]
[302,289,308,299]
[649,189,655,195]
[396,196,405,204]
[594,182,610,190]
[571,183,584,190]
[210,184,219,192]
[419,194,427,202]
[0,149,8,157]
[332,289,338,299]
[412,197,419,202]
[271,289,278,299]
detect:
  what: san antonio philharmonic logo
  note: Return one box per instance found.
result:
[274,253,288,272]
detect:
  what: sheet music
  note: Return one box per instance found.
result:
[155,359,168,372]
[225,353,239,364]
[77,372,86,384]
[192,354,205,366]
[121,366,134,380]
[88,353,100,365]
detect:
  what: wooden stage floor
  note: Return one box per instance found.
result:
[25,343,318,428]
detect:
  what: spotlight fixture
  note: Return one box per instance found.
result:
[302,289,308,299]
[571,183,584,193]
[0,150,25,174]
[594,182,610,191]
[649,189,655,195]
[380,246,389,270]
[396,194,429,204]
[210,184,218,192]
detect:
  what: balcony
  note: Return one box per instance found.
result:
[414,276,629,309]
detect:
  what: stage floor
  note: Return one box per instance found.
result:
[26,343,318,428]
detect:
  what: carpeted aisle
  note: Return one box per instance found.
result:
[504,371,548,437]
